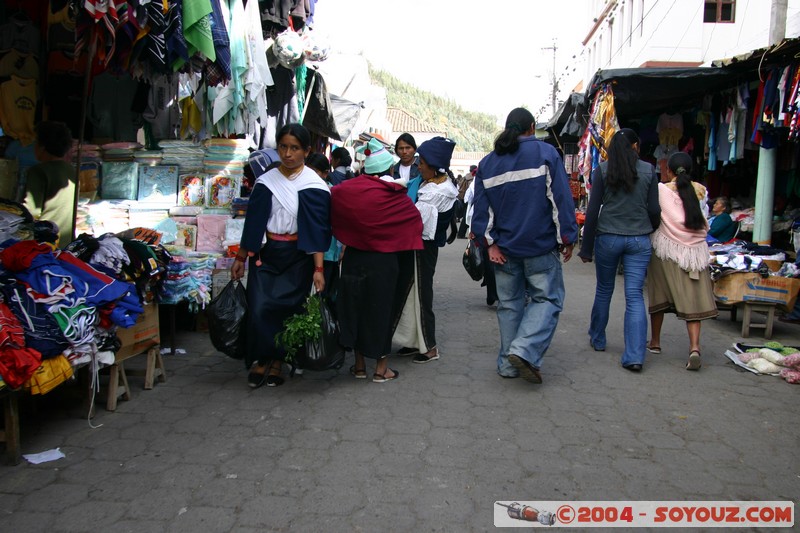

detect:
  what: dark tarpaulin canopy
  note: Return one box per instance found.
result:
[585,67,735,119]
[546,92,588,140]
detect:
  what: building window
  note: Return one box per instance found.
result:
[704,0,735,23]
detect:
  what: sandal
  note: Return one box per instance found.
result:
[686,350,702,371]
[266,375,285,386]
[647,343,662,354]
[372,368,399,383]
[412,349,440,364]
[247,371,267,389]
[248,364,268,389]
[266,362,285,387]
[349,364,367,379]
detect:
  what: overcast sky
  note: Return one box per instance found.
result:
[311,0,592,121]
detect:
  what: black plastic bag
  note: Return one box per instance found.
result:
[295,295,345,371]
[207,280,247,359]
[462,239,485,281]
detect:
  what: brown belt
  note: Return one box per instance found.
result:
[267,232,298,241]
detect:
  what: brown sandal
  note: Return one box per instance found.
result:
[349,365,367,379]
[686,351,702,371]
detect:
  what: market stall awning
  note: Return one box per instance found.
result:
[711,37,800,73]
[585,67,735,119]
[546,92,587,140]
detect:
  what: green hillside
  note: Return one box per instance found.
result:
[369,64,498,152]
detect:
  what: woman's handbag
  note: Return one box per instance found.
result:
[462,238,485,281]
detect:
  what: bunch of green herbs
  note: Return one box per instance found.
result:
[275,294,321,363]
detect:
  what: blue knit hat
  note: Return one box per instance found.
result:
[417,137,456,173]
[357,138,394,175]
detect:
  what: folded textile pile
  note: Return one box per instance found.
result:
[160,251,218,311]
[203,138,250,178]
[159,140,205,174]
[133,150,164,167]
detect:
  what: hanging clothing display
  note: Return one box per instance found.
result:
[577,83,620,185]
[751,67,781,149]
[0,75,37,145]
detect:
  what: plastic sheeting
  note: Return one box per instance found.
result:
[302,70,362,142]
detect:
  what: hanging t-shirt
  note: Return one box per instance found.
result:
[0,75,37,145]
[657,113,683,146]
[0,19,40,56]
[0,50,39,81]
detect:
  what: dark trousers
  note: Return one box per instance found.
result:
[457,217,469,238]
[418,240,439,349]
[482,247,497,304]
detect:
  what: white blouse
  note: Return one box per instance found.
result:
[416,179,458,240]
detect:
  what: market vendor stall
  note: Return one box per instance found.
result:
[0,0,363,460]
[710,248,800,338]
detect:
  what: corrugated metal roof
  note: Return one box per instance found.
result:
[386,107,441,133]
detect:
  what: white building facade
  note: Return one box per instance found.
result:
[582,0,800,81]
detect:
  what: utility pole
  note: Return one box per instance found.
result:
[541,41,559,116]
[752,0,787,244]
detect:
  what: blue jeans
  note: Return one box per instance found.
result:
[588,234,651,366]
[494,249,564,377]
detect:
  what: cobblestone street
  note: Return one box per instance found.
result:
[1,242,798,532]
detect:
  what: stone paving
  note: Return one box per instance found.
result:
[1,242,799,532]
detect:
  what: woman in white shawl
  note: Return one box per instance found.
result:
[231,124,330,388]
[393,137,458,363]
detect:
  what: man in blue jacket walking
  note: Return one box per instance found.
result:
[472,108,579,384]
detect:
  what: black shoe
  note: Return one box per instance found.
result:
[623,363,642,372]
[590,341,605,352]
[396,347,419,356]
[508,354,542,383]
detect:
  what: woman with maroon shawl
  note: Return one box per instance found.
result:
[331,138,423,382]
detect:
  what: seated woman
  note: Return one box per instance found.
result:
[707,196,738,243]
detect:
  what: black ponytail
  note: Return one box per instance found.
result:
[494,107,534,156]
[669,152,705,230]
[606,128,639,193]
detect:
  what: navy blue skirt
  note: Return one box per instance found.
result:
[244,239,313,367]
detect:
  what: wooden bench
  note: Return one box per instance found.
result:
[740,302,777,339]
[106,342,166,411]
[716,300,777,339]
